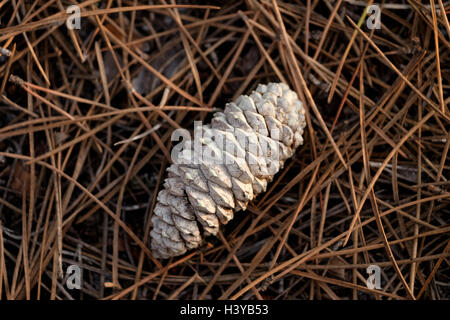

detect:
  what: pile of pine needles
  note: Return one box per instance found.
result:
[0,0,449,300]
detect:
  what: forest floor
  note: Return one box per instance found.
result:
[0,0,449,300]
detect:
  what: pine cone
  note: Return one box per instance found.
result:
[150,82,306,259]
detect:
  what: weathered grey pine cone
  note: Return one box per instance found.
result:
[150,82,306,259]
